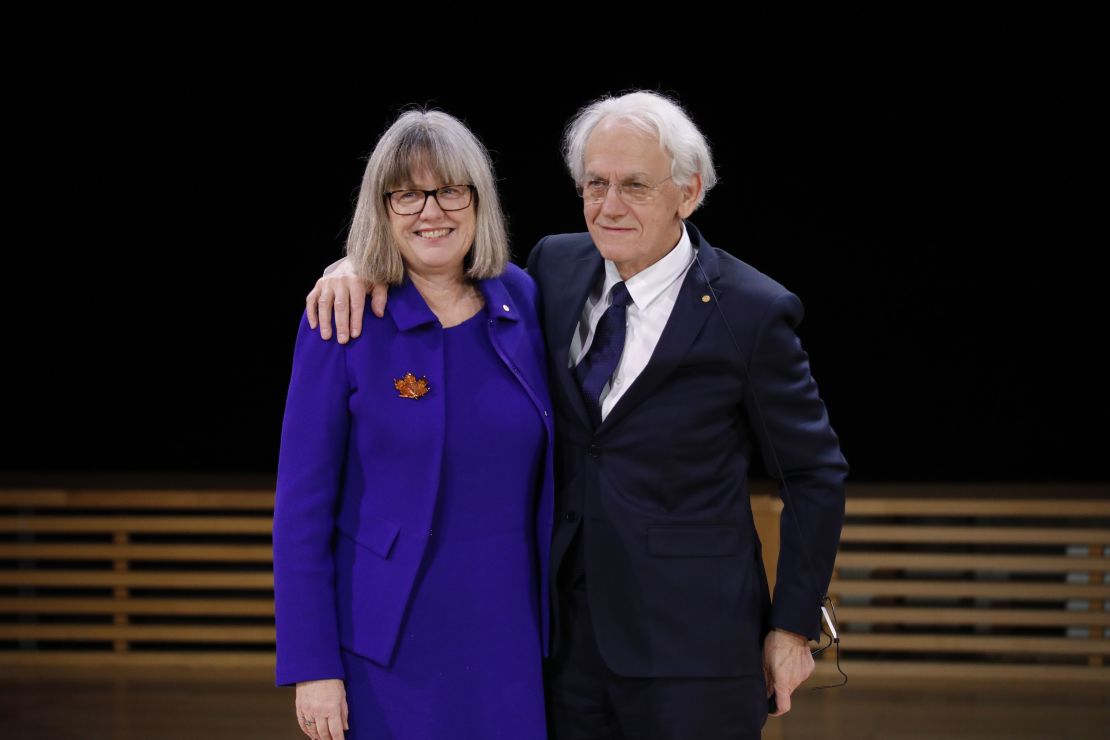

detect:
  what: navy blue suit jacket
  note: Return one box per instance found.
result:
[527,222,847,678]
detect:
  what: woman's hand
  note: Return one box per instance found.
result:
[295,678,348,740]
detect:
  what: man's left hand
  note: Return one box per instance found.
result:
[763,628,814,717]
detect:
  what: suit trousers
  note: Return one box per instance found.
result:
[546,586,769,740]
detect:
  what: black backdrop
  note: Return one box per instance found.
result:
[3,8,1107,481]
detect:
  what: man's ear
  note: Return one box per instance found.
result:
[677,173,703,219]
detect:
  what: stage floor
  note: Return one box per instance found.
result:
[0,668,1106,739]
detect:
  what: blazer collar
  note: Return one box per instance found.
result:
[551,250,605,429]
[387,276,439,332]
[387,272,521,332]
[685,221,721,285]
[477,275,522,324]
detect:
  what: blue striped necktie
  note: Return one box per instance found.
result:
[575,281,633,427]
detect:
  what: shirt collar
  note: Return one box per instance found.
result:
[600,222,694,310]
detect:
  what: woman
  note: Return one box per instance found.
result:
[272,110,554,740]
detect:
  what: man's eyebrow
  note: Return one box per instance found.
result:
[583,170,653,180]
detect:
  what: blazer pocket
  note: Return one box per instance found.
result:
[647,525,742,558]
[337,514,401,560]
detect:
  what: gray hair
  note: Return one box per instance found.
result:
[346,109,509,284]
[562,91,718,210]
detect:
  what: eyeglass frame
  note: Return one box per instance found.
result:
[575,175,675,204]
[383,184,476,216]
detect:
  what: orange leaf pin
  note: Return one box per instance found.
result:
[394,372,430,400]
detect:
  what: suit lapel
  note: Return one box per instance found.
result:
[478,275,555,441]
[550,250,604,430]
[599,226,722,432]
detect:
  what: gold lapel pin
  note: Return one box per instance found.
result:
[394,372,430,400]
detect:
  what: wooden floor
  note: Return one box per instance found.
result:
[0,668,1106,739]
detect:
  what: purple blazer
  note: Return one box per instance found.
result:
[272,264,555,686]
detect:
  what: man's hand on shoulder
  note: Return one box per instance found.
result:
[306,258,388,343]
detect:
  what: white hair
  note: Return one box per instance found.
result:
[562,90,718,210]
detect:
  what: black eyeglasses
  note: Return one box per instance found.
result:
[383,185,475,215]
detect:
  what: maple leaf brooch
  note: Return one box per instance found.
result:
[394,372,430,400]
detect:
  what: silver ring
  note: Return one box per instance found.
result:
[303,718,315,727]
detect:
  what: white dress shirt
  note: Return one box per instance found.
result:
[569,223,695,421]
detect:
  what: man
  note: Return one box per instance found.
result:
[307,91,847,739]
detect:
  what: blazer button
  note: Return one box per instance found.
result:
[589,444,601,458]
[564,511,580,522]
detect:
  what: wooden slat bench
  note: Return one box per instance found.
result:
[0,486,276,670]
[3,482,1108,682]
[825,484,1110,683]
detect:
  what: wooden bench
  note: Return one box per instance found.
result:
[824,484,1110,682]
[0,486,275,669]
[3,482,1108,683]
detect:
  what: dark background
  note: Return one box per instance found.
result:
[2,8,1107,481]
